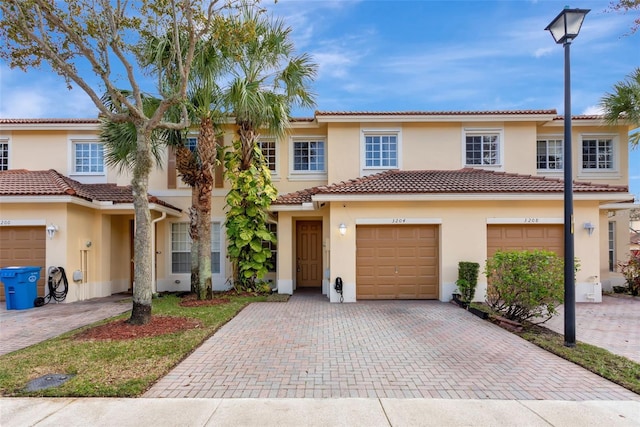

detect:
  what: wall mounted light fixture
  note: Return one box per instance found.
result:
[46,224,59,240]
[339,223,347,236]
[583,222,595,236]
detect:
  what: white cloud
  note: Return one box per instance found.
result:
[0,66,97,118]
[534,47,554,58]
[312,52,355,79]
[582,105,604,115]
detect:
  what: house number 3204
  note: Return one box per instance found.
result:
[391,218,406,224]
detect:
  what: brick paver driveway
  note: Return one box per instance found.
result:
[145,293,639,400]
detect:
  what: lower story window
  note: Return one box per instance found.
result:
[608,221,615,272]
[171,222,221,274]
[262,223,277,272]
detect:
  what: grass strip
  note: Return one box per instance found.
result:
[519,325,640,395]
[0,293,266,397]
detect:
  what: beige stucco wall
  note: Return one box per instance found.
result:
[322,199,603,303]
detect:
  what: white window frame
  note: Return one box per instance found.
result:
[361,128,401,175]
[608,221,616,272]
[0,137,9,171]
[462,128,504,169]
[170,220,225,277]
[579,134,619,178]
[263,222,277,273]
[177,136,199,189]
[288,136,327,180]
[68,136,106,183]
[536,136,564,173]
[258,138,279,179]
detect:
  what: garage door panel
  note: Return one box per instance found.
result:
[0,226,46,302]
[487,225,564,259]
[356,224,439,300]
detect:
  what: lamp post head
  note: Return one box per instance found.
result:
[545,7,590,44]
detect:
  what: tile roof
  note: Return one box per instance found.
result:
[0,118,99,124]
[0,169,181,211]
[274,169,628,205]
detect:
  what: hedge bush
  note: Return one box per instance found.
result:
[485,250,564,324]
[456,261,480,303]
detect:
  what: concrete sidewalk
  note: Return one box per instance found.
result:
[2,397,639,426]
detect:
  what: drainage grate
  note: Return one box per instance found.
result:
[25,374,75,391]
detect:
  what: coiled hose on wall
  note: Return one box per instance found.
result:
[34,266,69,306]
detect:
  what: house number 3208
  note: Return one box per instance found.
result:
[524,218,540,223]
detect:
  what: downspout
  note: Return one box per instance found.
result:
[151,211,167,295]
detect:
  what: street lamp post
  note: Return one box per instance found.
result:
[545,7,589,348]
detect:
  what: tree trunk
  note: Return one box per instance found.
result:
[189,189,200,295]
[238,122,257,171]
[196,117,216,300]
[129,125,154,325]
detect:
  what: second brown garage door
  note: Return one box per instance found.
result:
[356,224,439,300]
[487,224,564,258]
[0,226,46,302]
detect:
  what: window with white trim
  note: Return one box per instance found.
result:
[465,132,500,166]
[364,133,398,168]
[171,222,222,274]
[293,140,325,172]
[537,139,563,170]
[608,221,616,272]
[186,137,198,152]
[258,139,277,173]
[73,141,104,174]
[0,141,8,171]
[262,223,277,272]
[582,138,614,170]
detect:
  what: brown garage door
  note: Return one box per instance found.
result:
[487,224,564,258]
[356,224,439,300]
[0,226,46,302]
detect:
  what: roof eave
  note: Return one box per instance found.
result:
[269,202,316,212]
[0,195,182,216]
[0,122,100,131]
[316,113,557,123]
[311,192,633,202]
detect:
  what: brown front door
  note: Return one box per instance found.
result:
[296,221,322,288]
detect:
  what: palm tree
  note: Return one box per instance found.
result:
[221,4,317,288]
[101,31,227,301]
[601,67,640,147]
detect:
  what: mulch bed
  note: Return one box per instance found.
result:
[74,316,202,341]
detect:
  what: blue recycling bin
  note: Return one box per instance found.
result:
[1,266,41,310]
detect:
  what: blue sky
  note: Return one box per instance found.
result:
[0,0,638,197]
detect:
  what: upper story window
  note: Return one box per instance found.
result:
[0,141,8,171]
[293,140,325,172]
[537,138,563,171]
[258,139,277,173]
[186,137,198,152]
[364,134,398,168]
[74,141,104,174]
[464,130,501,166]
[582,138,614,170]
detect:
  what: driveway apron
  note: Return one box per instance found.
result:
[145,293,639,400]
[0,295,131,356]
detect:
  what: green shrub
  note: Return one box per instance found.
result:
[485,250,564,324]
[456,261,479,303]
[619,253,640,296]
